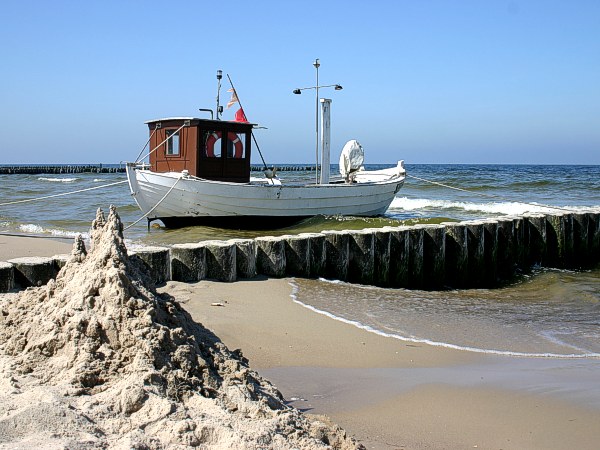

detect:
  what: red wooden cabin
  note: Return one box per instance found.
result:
[147,117,254,183]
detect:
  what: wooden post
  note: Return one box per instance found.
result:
[0,262,14,292]
[407,226,425,289]
[464,221,485,287]
[496,217,516,280]
[387,226,410,288]
[202,240,237,282]
[255,236,286,277]
[283,235,311,277]
[323,230,350,281]
[348,229,375,285]
[443,222,469,288]
[171,243,207,282]
[422,224,446,289]
[7,257,56,288]
[298,232,327,278]
[524,213,547,268]
[482,219,499,286]
[367,228,391,287]
[228,238,256,279]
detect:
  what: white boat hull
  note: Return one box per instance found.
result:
[126,163,405,227]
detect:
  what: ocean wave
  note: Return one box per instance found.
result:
[19,224,44,234]
[38,177,79,183]
[18,223,86,238]
[507,180,554,189]
[389,197,595,216]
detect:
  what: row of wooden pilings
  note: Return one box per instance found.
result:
[250,165,318,172]
[1,211,599,293]
[0,165,316,175]
[0,165,124,174]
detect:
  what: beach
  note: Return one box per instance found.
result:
[2,234,600,449]
[167,277,600,450]
[0,234,74,259]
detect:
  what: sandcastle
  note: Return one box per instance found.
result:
[0,206,361,449]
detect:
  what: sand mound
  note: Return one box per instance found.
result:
[0,206,361,449]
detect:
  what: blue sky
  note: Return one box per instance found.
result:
[1,0,599,165]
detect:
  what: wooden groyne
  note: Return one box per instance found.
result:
[0,165,124,174]
[251,165,317,172]
[2,210,599,292]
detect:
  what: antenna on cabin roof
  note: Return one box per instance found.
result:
[215,69,223,120]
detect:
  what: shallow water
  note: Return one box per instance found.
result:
[290,267,600,358]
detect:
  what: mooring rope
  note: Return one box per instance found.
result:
[135,123,187,164]
[124,176,181,230]
[0,180,128,207]
[406,174,575,213]
[134,126,158,163]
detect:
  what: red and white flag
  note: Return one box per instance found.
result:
[226,88,239,109]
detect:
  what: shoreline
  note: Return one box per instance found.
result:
[3,234,600,448]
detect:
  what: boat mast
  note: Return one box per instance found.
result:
[216,69,223,120]
[293,60,343,184]
[314,58,320,184]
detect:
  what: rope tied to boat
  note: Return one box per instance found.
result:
[134,126,158,163]
[0,180,128,207]
[124,175,182,230]
[406,174,577,213]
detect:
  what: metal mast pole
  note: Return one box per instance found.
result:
[216,70,223,120]
[314,58,320,184]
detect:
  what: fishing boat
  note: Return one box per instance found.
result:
[126,77,406,228]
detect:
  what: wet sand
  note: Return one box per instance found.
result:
[170,278,600,450]
[3,235,600,449]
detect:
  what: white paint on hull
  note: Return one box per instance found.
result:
[126,164,405,221]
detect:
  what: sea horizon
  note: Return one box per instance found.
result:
[2,162,600,167]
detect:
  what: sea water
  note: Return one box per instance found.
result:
[289,268,600,358]
[1,164,599,357]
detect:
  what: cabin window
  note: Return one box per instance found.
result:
[166,130,180,156]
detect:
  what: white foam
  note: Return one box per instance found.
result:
[19,224,44,234]
[287,280,600,360]
[18,223,86,238]
[49,229,86,238]
[389,196,596,216]
[38,177,79,183]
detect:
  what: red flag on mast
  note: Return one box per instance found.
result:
[234,107,248,123]
[227,87,248,122]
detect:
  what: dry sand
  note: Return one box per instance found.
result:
[0,210,359,449]
[3,231,600,449]
[0,234,72,260]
